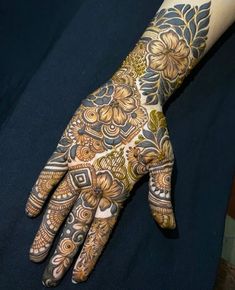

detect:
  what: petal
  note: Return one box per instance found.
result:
[175,39,190,58]
[98,106,113,123]
[163,59,178,80]
[51,254,65,266]
[160,30,179,50]
[99,197,112,211]
[113,107,128,126]
[104,179,124,201]
[97,171,112,191]
[115,85,132,99]
[149,55,168,71]
[118,97,136,112]
[174,56,189,75]
[148,40,166,55]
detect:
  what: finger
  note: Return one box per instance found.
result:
[72,199,120,283]
[148,159,176,229]
[25,136,70,217]
[41,188,101,287]
[29,173,78,262]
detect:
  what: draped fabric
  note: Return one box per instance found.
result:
[0,1,234,289]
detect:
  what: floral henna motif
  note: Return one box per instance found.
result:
[139,2,211,105]
[26,1,211,286]
[147,30,190,80]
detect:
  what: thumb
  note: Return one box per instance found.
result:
[148,158,176,229]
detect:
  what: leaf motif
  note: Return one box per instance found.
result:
[189,18,196,38]
[192,47,199,58]
[166,18,185,26]
[164,12,180,18]
[184,27,191,44]
[174,4,185,12]
[185,7,195,22]
[155,19,165,26]
[146,95,158,105]
[142,129,155,141]
[200,2,211,10]
[188,1,210,58]
[148,110,167,132]
[69,144,78,159]
[159,24,171,30]
[192,37,205,48]
[196,10,210,23]
[138,140,155,149]
[198,18,209,30]
[139,68,160,105]
[155,8,166,20]
[174,26,183,37]
[197,28,209,38]
[156,127,166,144]
[60,137,70,146]
[183,4,191,14]
[56,146,67,153]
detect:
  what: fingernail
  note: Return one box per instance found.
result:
[72,279,78,284]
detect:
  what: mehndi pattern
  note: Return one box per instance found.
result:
[25,1,211,286]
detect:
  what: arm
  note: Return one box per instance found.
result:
[114,0,235,107]
[25,0,235,286]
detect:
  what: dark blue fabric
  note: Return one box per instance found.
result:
[0,1,234,289]
[0,0,85,127]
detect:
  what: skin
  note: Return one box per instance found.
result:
[25,0,235,287]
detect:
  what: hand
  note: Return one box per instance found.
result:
[25,80,176,286]
[25,0,212,286]
[25,55,176,287]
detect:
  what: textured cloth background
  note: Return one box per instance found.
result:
[0,1,234,289]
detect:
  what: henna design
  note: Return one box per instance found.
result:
[72,215,117,283]
[139,2,211,105]
[29,174,79,261]
[42,166,127,287]
[25,1,211,286]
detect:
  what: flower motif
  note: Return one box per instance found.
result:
[148,30,190,80]
[95,171,125,211]
[98,85,137,126]
[82,107,99,124]
[58,238,75,255]
[67,118,105,161]
[127,146,149,179]
[129,107,148,127]
[76,146,95,162]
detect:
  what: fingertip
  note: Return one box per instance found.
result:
[151,210,176,230]
[25,199,41,218]
[25,207,36,218]
[71,279,78,284]
[29,247,48,263]
[72,270,88,284]
[71,276,87,284]
[42,277,58,288]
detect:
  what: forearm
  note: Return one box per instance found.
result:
[112,0,235,107]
